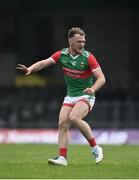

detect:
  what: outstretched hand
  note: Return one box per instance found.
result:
[16,64,31,75]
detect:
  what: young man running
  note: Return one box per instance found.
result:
[17,27,106,166]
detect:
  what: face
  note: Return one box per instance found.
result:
[69,34,86,55]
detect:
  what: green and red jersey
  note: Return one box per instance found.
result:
[50,48,100,97]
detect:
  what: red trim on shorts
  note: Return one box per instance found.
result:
[63,103,74,107]
[77,99,92,112]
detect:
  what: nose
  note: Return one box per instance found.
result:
[81,41,85,47]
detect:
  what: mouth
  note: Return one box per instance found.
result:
[78,47,83,51]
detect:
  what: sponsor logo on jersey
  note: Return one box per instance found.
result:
[63,67,91,78]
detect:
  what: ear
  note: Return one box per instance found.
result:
[68,38,72,46]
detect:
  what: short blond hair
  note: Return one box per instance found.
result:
[68,27,86,38]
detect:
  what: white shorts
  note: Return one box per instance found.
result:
[63,95,95,111]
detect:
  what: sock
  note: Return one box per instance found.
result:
[88,138,97,147]
[59,147,67,158]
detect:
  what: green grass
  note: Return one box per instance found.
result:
[0,144,139,179]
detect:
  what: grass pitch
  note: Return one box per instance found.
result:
[0,144,139,179]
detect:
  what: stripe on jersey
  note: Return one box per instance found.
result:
[63,67,92,79]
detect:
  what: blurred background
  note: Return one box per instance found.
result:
[0,0,139,143]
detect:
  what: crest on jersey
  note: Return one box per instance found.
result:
[80,62,85,67]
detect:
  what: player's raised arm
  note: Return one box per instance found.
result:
[16,58,54,75]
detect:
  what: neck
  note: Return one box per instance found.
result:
[68,47,79,56]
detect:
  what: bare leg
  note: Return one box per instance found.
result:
[69,101,94,141]
[58,106,73,148]
[48,106,72,166]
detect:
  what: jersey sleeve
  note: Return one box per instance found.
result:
[51,50,61,63]
[88,53,100,71]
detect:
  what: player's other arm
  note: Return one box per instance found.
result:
[84,53,106,95]
[91,68,106,92]
[84,68,106,94]
[16,51,61,75]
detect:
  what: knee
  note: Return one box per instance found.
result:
[69,114,79,124]
[58,120,69,131]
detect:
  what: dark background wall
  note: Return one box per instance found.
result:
[0,0,139,95]
[0,0,139,128]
